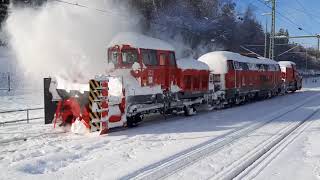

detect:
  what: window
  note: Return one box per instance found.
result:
[234,61,242,70]
[108,50,119,64]
[257,64,264,71]
[142,50,158,66]
[122,50,138,64]
[169,52,176,66]
[241,62,249,71]
[159,54,166,66]
[248,63,258,71]
[209,74,214,83]
[268,65,273,71]
[213,74,220,82]
[227,60,234,71]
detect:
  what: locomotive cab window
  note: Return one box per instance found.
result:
[159,54,167,66]
[240,62,249,71]
[122,50,138,65]
[169,52,176,66]
[142,49,158,66]
[234,61,242,70]
[227,60,234,70]
[108,50,119,65]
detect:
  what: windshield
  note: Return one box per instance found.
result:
[108,50,119,65]
[122,50,138,65]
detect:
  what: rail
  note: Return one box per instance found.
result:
[0,107,44,126]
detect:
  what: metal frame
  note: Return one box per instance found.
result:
[0,107,44,126]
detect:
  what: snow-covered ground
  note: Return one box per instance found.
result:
[1,77,320,180]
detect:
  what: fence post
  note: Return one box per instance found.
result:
[8,72,11,92]
[27,110,29,123]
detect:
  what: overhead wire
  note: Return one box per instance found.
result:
[255,0,314,35]
[51,0,241,38]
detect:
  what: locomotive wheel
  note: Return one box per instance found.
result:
[126,114,143,128]
[184,106,196,116]
[235,96,241,105]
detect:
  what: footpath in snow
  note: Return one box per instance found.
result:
[0,78,320,180]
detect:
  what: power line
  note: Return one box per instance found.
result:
[51,0,241,39]
[53,0,129,15]
[293,0,320,26]
[256,0,314,35]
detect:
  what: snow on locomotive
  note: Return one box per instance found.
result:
[44,33,301,134]
[199,51,283,104]
[278,61,302,92]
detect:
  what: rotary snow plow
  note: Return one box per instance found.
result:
[44,75,126,135]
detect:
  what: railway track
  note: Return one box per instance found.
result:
[221,107,320,180]
[211,108,320,180]
[123,93,320,180]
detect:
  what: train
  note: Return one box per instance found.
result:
[44,33,302,134]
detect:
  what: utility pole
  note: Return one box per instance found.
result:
[269,0,276,60]
[7,72,11,92]
[262,12,272,57]
[264,19,268,58]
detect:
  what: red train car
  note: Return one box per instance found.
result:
[279,61,302,92]
[199,51,283,104]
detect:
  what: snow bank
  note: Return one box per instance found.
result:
[109,32,175,51]
[177,57,209,71]
[279,61,296,68]
[198,51,278,74]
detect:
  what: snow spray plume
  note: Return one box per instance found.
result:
[4,0,141,87]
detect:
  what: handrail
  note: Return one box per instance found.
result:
[0,107,44,114]
[0,107,44,126]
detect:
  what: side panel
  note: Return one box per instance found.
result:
[44,78,57,124]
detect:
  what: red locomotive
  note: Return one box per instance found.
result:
[199,51,283,104]
[279,61,302,92]
[44,33,302,134]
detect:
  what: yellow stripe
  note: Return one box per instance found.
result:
[89,80,99,90]
[90,112,100,119]
[90,122,100,130]
[94,81,99,88]
[90,91,98,100]
[94,91,99,97]
[89,95,94,103]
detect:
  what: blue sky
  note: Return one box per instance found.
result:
[235,0,320,48]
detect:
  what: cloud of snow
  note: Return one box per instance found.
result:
[4,0,141,87]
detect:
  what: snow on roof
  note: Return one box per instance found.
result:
[176,57,209,71]
[108,32,175,51]
[198,51,278,74]
[278,61,296,68]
